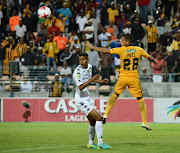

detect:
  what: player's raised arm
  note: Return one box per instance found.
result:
[86,43,110,54]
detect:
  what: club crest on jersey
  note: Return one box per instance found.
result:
[77,73,81,79]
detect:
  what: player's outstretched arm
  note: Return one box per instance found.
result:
[93,78,109,84]
[147,55,157,64]
[78,74,100,90]
[86,43,110,54]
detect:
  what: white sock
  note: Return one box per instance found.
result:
[88,125,95,145]
[95,121,103,146]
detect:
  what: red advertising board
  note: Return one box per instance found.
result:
[3,98,153,122]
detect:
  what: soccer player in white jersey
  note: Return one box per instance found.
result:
[73,52,111,149]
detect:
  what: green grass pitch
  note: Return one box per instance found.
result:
[0,122,180,153]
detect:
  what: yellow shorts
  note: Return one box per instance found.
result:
[114,75,143,98]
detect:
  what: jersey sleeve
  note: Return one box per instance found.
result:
[141,48,150,59]
[110,47,121,55]
[73,68,83,87]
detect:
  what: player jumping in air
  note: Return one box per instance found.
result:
[73,52,111,149]
[86,34,157,131]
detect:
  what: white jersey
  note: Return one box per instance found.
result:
[73,64,92,101]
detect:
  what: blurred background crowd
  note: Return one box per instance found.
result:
[0,0,180,96]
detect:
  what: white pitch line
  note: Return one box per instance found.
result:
[1,144,85,152]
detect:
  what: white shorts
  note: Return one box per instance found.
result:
[75,99,96,116]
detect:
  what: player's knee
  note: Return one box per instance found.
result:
[137,97,144,102]
[113,92,119,98]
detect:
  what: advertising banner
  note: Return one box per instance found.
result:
[3,98,153,122]
[154,98,180,123]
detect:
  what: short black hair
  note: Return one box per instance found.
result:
[79,52,88,58]
[121,33,133,43]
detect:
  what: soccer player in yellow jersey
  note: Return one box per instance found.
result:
[86,34,157,131]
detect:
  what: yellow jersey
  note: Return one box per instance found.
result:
[110,46,150,78]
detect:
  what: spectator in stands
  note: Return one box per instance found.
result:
[81,35,91,53]
[130,10,140,26]
[69,31,80,44]
[35,23,47,44]
[3,36,16,75]
[23,4,31,17]
[90,12,101,45]
[68,18,79,34]
[95,2,104,22]
[20,46,36,76]
[165,51,176,82]
[20,76,32,92]
[172,34,180,51]
[123,21,132,34]
[149,0,158,18]
[56,3,72,37]
[131,19,144,46]
[102,0,110,26]
[175,53,180,82]
[5,76,20,92]
[100,52,113,85]
[160,31,172,47]
[146,20,159,54]
[29,58,39,81]
[75,0,85,14]
[70,36,81,54]
[49,73,62,97]
[87,49,99,76]
[174,44,180,57]
[37,47,45,64]
[53,31,69,66]
[98,27,109,47]
[60,61,72,93]
[9,10,20,33]
[137,0,150,24]
[167,0,178,21]
[107,2,119,23]
[44,14,56,31]
[151,53,164,82]
[116,13,128,34]
[48,20,60,36]
[43,34,59,75]
[60,44,72,64]
[89,0,97,11]
[55,13,69,33]
[105,20,119,40]
[84,19,94,44]
[0,41,5,78]
[15,38,27,60]
[22,10,33,41]
[14,19,27,41]
[151,46,165,60]
[38,54,47,81]
[122,0,134,19]
[29,41,38,55]
[69,45,81,67]
[29,33,36,45]
[155,7,166,37]
[76,10,88,34]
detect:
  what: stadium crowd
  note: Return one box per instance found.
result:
[0,0,180,94]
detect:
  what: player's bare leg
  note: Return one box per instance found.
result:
[137,97,152,131]
[103,92,119,124]
[88,109,112,149]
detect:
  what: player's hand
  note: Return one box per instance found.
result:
[153,59,157,65]
[102,78,109,84]
[103,115,107,124]
[91,74,100,81]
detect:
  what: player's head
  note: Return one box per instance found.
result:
[79,52,89,68]
[120,34,132,47]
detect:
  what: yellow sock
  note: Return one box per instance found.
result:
[104,93,118,117]
[138,98,147,124]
